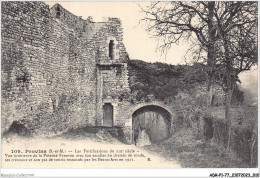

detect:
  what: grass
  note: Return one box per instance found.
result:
[142,129,251,168]
[209,105,257,128]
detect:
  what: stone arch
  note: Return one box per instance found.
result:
[131,101,174,119]
[131,101,175,145]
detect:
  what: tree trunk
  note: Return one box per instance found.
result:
[206,81,213,107]
[223,31,233,125]
[226,87,233,148]
[225,87,233,125]
[206,1,215,108]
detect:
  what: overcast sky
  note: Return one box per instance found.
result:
[45,1,257,100]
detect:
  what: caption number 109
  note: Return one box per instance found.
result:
[11,150,22,153]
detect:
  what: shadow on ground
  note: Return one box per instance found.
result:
[53,126,129,144]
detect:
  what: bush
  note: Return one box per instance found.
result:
[204,116,258,167]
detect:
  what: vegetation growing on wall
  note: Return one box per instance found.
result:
[128,59,243,105]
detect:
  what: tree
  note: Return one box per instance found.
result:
[141,1,257,121]
[141,1,221,108]
[211,2,257,123]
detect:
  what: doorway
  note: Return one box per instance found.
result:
[103,103,113,127]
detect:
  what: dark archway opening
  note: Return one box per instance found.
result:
[132,105,171,146]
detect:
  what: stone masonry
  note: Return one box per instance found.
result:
[1,2,135,141]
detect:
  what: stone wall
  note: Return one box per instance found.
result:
[50,4,86,35]
[91,17,131,141]
[1,1,132,140]
[2,1,52,132]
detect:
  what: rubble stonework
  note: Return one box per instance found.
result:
[1,2,134,141]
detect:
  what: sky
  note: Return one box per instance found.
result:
[44,1,189,65]
[45,1,257,101]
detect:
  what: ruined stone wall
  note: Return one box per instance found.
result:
[49,4,87,37]
[81,17,132,141]
[2,2,132,138]
[97,63,132,141]
[49,4,132,128]
[1,1,52,132]
[1,1,98,134]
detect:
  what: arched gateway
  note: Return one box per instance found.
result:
[131,102,174,145]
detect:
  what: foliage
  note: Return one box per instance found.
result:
[128,59,207,102]
[128,59,243,105]
[143,127,250,167]
[205,113,258,167]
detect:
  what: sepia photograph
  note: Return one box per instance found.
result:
[1,1,258,177]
